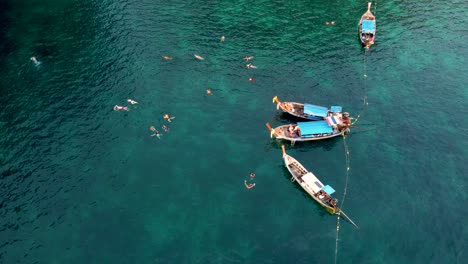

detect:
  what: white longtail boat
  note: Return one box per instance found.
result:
[281,145,358,228]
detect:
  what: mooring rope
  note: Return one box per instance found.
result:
[334,134,351,264]
[334,41,370,264]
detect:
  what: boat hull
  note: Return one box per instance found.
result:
[283,154,336,214]
[272,124,348,142]
[359,2,376,48]
[278,102,325,121]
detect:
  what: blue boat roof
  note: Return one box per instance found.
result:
[322,185,335,195]
[298,121,333,135]
[304,104,328,117]
[330,106,342,113]
[362,20,376,34]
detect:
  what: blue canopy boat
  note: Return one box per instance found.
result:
[266,115,351,144]
[280,145,358,228]
[273,96,344,121]
[359,2,376,48]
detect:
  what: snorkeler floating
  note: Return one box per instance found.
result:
[244,180,256,189]
[114,105,129,111]
[162,56,173,60]
[220,35,225,42]
[244,56,254,61]
[150,126,161,139]
[246,63,257,69]
[127,98,138,105]
[164,114,175,122]
[30,56,40,65]
[194,54,205,60]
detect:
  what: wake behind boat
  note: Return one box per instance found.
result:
[273,96,344,121]
[359,2,376,48]
[281,145,358,228]
[266,113,351,144]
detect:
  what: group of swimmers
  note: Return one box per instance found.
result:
[114,98,138,111]
[113,97,175,139]
[149,114,175,139]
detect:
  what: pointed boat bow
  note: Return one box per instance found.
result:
[266,123,277,138]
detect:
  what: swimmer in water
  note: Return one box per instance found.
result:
[220,35,225,42]
[246,63,257,69]
[244,56,254,61]
[206,89,212,95]
[162,125,169,132]
[114,105,129,111]
[163,114,175,122]
[150,126,161,139]
[162,56,173,60]
[249,172,255,179]
[194,54,205,60]
[30,56,40,65]
[127,98,138,105]
[248,77,255,82]
[244,180,256,189]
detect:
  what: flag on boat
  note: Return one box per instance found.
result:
[325,116,341,126]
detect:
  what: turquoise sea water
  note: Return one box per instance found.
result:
[1,0,467,263]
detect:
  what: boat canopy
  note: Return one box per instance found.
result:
[304,104,328,117]
[298,121,333,135]
[362,20,376,34]
[330,106,342,113]
[301,172,324,194]
[322,185,336,195]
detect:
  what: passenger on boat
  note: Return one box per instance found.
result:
[342,112,351,125]
[288,125,294,136]
[316,190,326,199]
[293,126,301,138]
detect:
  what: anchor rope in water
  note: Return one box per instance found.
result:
[334,44,370,264]
[334,135,352,264]
[374,0,378,17]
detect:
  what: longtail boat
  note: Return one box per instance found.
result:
[266,114,351,144]
[272,96,344,121]
[359,2,376,48]
[281,145,358,228]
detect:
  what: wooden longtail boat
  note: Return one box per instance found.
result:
[359,2,376,48]
[281,145,358,228]
[266,114,351,144]
[272,96,344,121]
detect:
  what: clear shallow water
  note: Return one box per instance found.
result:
[1,0,467,263]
